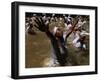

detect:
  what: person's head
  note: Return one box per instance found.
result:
[53,27,63,38]
[67,20,72,25]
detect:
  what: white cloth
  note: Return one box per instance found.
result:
[73,35,81,48]
[73,30,88,48]
[80,30,89,36]
[64,23,72,30]
[52,26,58,35]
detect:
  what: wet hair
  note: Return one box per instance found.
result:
[67,21,71,25]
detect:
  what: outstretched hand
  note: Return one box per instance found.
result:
[34,17,49,32]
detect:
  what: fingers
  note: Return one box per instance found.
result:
[34,24,42,31]
[33,17,48,32]
[34,24,39,29]
[36,17,42,24]
[34,18,44,31]
[34,19,40,25]
[34,17,45,27]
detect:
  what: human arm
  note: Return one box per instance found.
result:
[65,18,79,39]
[34,17,55,39]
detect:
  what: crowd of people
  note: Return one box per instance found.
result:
[25,13,89,67]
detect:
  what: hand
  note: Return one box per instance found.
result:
[34,17,49,32]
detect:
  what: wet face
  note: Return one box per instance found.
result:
[55,28,63,38]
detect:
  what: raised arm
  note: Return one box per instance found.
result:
[65,18,79,39]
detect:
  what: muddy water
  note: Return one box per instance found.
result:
[25,31,51,68]
[25,31,89,68]
[25,19,89,68]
